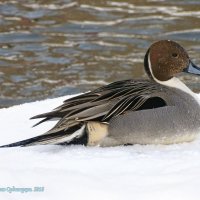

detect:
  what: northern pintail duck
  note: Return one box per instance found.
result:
[1,40,200,147]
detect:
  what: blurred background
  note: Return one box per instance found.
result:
[0,0,200,108]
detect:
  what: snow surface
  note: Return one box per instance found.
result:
[1,94,200,200]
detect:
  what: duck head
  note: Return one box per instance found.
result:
[144,40,200,82]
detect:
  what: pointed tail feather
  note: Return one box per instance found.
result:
[0,125,87,148]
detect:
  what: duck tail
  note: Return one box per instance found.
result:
[0,125,88,148]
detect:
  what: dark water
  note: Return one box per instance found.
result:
[0,0,200,108]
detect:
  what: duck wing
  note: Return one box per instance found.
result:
[31,79,167,134]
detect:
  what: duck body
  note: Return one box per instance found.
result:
[1,40,200,148]
[106,79,200,146]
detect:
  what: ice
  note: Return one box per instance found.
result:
[0,94,200,200]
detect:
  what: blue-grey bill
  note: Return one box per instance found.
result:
[184,61,200,75]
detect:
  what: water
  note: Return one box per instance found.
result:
[0,0,200,108]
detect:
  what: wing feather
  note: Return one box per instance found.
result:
[31,79,167,134]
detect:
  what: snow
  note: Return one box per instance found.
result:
[1,94,200,200]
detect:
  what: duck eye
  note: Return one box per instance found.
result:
[172,53,178,58]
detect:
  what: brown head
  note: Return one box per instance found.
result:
[144,40,200,82]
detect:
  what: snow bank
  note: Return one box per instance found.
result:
[0,94,200,200]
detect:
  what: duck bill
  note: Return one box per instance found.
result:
[184,61,200,75]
